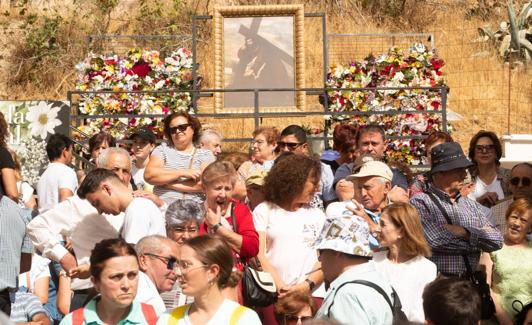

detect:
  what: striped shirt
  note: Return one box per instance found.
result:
[410,184,503,275]
[151,142,215,204]
[9,292,47,323]
[0,196,33,291]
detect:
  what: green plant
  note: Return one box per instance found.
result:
[477,1,532,62]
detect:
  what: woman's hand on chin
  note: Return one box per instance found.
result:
[205,204,222,228]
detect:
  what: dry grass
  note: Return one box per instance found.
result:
[0,0,530,153]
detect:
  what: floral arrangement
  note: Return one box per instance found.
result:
[324,43,448,165]
[14,136,49,186]
[74,48,194,139]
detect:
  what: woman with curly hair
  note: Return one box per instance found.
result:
[0,112,19,202]
[253,154,325,324]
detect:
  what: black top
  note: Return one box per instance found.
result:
[0,146,16,197]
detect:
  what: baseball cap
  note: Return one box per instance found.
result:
[129,127,156,144]
[245,171,268,187]
[313,215,373,257]
[345,160,393,182]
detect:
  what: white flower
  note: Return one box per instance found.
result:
[26,102,62,140]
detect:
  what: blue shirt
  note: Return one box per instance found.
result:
[315,262,394,325]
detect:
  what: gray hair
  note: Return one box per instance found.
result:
[375,176,391,184]
[96,147,132,169]
[199,129,223,145]
[165,199,205,228]
[136,235,173,255]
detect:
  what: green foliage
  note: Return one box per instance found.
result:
[21,15,63,59]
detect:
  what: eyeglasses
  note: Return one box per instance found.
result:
[251,139,266,145]
[475,144,495,153]
[510,176,531,187]
[169,124,191,134]
[284,315,313,324]
[170,226,199,234]
[144,253,177,270]
[175,260,208,274]
[277,141,302,151]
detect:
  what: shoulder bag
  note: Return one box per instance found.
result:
[230,203,277,307]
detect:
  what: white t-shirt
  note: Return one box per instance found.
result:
[468,175,505,202]
[37,162,78,212]
[122,197,166,244]
[253,202,326,297]
[18,254,50,291]
[17,181,34,207]
[372,251,437,323]
[156,299,261,325]
[136,271,166,314]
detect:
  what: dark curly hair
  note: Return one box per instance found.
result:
[0,112,9,148]
[163,111,202,145]
[264,154,321,208]
[468,130,502,166]
[332,123,358,154]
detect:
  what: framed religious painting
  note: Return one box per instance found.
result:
[213,5,305,113]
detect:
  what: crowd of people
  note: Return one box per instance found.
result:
[0,110,531,325]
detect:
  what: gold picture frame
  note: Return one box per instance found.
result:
[213,4,305,113]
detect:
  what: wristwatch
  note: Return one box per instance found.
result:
[304,278,316,291]
[211,222,223,233]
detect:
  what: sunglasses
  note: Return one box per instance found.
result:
[144,253,177,270]
[284,315,313,324]
[169,124,191,134]
[510,176,531,187]
[277,141,302,151]
[475,144,495,153]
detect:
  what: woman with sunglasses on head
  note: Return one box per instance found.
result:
[158,235,261,325]
[254,154,325,325]
[277,125,336,209]
[161,199,204,309]
[480,198,532,325]
[199,161,259,302]
[234,126,279,200]
[60,238,160,325]
[145,112,215,205]
[467,130,511,207]
[274,291,317,325]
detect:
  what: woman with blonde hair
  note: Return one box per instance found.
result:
[481,197,532,325]
[372,202,437,323]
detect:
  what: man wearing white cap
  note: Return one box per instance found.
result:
[313,215,396,324]
[326,160,395,249]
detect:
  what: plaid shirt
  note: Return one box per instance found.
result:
[410,184,503,275]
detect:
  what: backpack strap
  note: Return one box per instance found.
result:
[327,280,394,316]
[140,303,157,325]
[167,304,189,325]
[72,308,85,325]
[229,305,248,325]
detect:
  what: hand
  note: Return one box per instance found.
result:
[387,186,409,204]
[444,224,470,240]
[345,199,380,234]
[179,169,202,182]
[459,183,474,197]
[68,264,91,279]
[59,253,77,273]
[477,192,498,207]
[133,190,164,207]
[279,282,310,299]
[205,204,222,228]
[336,180,355,201]
[64,238,74,253]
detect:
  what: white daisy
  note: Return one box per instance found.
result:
[26,102,62,140]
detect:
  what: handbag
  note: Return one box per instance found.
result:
[427,192,496,320]
[229,204,277,307]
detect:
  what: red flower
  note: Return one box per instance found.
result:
[131,62,152,77]
[430,58,444,70]
[430,101,440,110]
